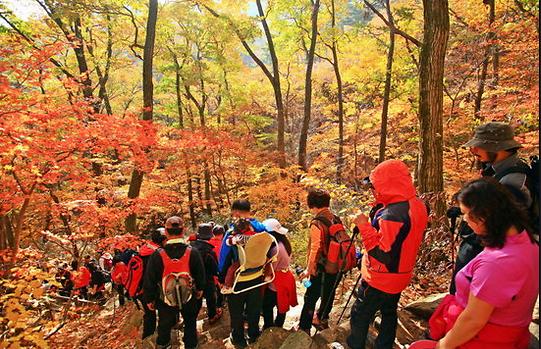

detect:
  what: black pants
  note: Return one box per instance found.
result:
[216,283,224,308]
[298,271,340,330]
[203,280,217,318]
[227,277,263,343]
[138,296,157,339]
[262,288,286,329]
[347,280,401,349]
[156,297,201,348]
[115,283,125,306]
[450,235,483,294]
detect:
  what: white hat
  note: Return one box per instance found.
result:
[262,218,288,235]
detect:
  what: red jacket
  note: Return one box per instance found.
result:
[72,266,91,288]
[358,160,428,294]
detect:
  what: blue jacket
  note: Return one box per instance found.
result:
[217,218,266,275]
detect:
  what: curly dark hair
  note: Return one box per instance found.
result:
[457,177,534,248]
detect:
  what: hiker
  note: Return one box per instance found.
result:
[190,223,223,324]
[143,216,206,349]
[55,263,74,297]
[88,262,107,303]
[223,219,272,348]
[427,178,538,348]
[449,121,535,294]
[98,250,113,272]
[298,188,343,333]
[218,199,266,277]
[261,218,297,329]
[346,159,429,349]
[133,228,167,340]
[71,260,91,300]
[111,254,128,306]
[210,224,225,309]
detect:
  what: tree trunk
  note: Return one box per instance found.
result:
[298,0,321,171]
[379,1,395,163]
[488,0,498,86]
[256,0,286,168]
[72,16,99,113]
[176,68,184,128]
[125,0,158,233]
[186,165,196,229]
[418,0,449,218]
[474,0,496,118]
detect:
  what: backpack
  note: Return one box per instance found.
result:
[313,215,357,274]
[494,155,540,235]
[111,262,128,285]
[159,247,193,309]
[124,243,159,298]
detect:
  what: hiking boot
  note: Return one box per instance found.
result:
[229,334,248,349]
[312,316,329,331]
[209,308,223,325]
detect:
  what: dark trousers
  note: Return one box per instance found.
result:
[449,236,483,294]
[227,278,263,343]
[115,283,125,306]
[138,296,157,339]
[156,297,201,348]
[216,283,224,308]
[347,280,401,349]
[298,271,340,330]
[203,281,217,318]
[262,288,286,329]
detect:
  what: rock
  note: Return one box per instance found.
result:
[253,327,292,349]
[529,322,540,349]
[404,293,447,320]
[533,296,539,324]
[279,331,313,349]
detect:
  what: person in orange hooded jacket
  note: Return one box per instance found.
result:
[347,159,429,349]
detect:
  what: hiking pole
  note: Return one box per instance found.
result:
[336,269,363,325]
[315,225,360,335]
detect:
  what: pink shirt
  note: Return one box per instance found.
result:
[455,231,539,327]
[269,242,291,291]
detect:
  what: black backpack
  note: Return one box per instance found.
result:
[494,155,540,235]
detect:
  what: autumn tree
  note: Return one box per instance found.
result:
[418,0,450,217]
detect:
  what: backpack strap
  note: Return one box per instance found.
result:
[311,215,340,259]
[493,162,530,181]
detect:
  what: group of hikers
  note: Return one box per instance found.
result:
[51,121,539,349]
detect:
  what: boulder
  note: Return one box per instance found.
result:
[404,293,447,320]
[529,322,540,349]
[278,331,313,349]
[253,327,292,349]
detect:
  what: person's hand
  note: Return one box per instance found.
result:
[298,269,309,281]
[353,213,369,227]
[147,302,155,311]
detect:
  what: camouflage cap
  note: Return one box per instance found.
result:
[463,122,522,152]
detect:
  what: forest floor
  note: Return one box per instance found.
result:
[47,268,451,349]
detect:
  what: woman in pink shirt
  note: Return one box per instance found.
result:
[261,218,298,329]
[426,178,539,349]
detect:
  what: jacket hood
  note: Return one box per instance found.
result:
[369,160,416,205]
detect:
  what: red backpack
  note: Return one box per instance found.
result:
[125,243,159,298]
[314,215,357,274]
[159,248,193,309]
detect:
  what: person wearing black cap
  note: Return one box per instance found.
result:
[191,223,223,324]
[450,121,533,294]
[143,216,206,349]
